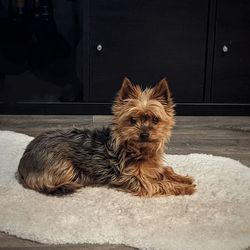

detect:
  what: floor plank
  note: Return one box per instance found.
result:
[0,115,93,137]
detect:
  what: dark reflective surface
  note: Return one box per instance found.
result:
[0,0,83,102]
[212,0,250,103]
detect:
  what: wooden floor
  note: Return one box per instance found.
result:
[0,115,250,250]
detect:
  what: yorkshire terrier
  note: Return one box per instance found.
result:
[17,78,196,197]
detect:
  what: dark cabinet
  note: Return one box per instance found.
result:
[0,0,250,115]
[89,0,208,103]
[212,0,250,103]
[0,0,82,102]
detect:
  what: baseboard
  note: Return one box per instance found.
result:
[0,102,250,115]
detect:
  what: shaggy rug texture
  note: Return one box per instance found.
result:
[0,130,250,250]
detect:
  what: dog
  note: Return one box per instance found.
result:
[17,78,196,197]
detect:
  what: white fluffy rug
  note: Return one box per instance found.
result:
[0,130,250,250]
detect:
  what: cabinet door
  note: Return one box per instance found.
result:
[89,0,208,103]
[0,0,83,103]
[212,0,250,103]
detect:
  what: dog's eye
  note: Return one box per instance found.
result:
[130,117,137,125]
[152,117,159,124]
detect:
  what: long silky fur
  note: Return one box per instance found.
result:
[17,78,196,197]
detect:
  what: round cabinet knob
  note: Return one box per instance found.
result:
[222,45,229,53]
[96,44,103,51]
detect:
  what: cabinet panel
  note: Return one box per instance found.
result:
[0,0,83,103]
[89,0,208,103]
[212,0,250,103]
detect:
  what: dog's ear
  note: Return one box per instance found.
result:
[116,77,137,100]
[151,78,172,102]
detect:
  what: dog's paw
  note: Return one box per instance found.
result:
[184,183,196,195]
[183,175,195,185]
[176,183,197,196]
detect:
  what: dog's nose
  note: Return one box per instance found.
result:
[140,132,149,140]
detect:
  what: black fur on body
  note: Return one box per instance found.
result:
[18,127,126,195]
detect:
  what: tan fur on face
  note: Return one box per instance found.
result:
[112,78,175,154]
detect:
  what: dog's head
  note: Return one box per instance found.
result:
[112,77,175,154]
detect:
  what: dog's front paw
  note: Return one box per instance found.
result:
[185,183,197,195]
[164,166,195,184]
[183,175,195,185]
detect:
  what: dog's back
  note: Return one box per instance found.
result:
[17,127,118,195]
